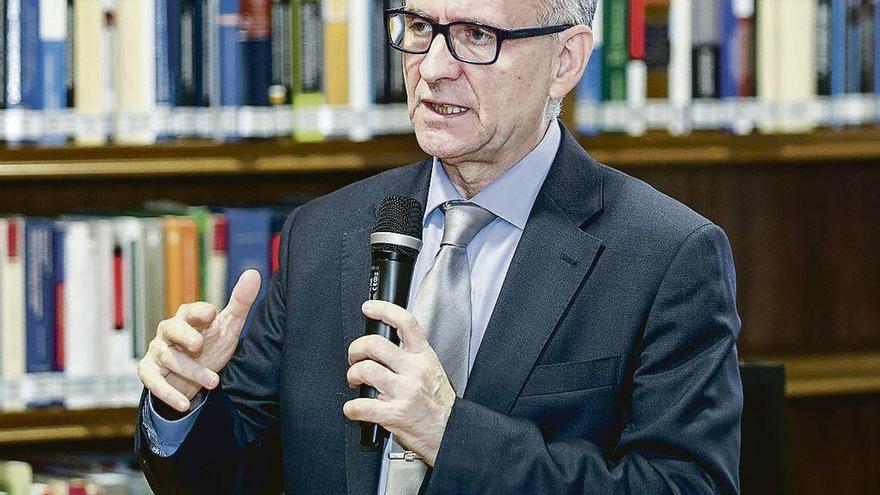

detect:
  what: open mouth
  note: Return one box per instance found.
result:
[423,101,470,116]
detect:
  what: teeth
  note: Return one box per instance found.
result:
[429,102,467,115]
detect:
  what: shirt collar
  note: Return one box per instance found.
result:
[423,120,561,230]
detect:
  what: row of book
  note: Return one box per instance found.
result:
[0,202,299,411]
[577,0,880,135]
[0,0,404,145]
[0,456,149,495]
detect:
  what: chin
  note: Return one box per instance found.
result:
[412,121,481,160]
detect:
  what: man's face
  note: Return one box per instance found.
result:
[402,0,556,165]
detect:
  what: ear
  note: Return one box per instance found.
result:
[548,25,594,100]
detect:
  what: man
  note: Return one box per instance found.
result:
[136,0,743,493]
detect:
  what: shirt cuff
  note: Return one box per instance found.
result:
[144,391,208,457]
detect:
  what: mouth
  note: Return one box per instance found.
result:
[421,100,471,117]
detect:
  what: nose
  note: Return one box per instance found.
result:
[418,32,463,84]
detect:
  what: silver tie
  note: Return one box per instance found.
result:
[384,201,496,495]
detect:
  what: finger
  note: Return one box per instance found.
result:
[156,345,220,390]
[348,334,406,371]
[138,359,192,412]
[346,360,398,393]
[157,319,204,355]
[362,300,430,353]
[177,302,217,329]
[343,398,386,423]
[221,269,262,320]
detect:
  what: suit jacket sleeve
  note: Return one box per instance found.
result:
[424,223,743,495]
[135,210,299,495]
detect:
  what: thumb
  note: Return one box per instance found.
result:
[222,269,262,321]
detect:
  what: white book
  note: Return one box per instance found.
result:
[348,0,373,141]
[206,214,228,308]
[62,221,99,407]
[115,0,157,144]
[1,218,26,391]
[775,0,816,132]
[74,0,110,145]
[626,60,648,136]
[90,219,115,380]
[668,0,693,135]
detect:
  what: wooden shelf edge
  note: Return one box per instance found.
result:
[752,352,880,399]
[0,129,879,180]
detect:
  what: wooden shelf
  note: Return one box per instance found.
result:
[0,353,876,444]
[0,128,878,181]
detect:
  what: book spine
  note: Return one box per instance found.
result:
[224,208,272,334]
[0,0,6,109]
[644,0,669,99]
[53,223,65,371]
[576,0,603,134]
[292,0,325,140]
[602,0,628,101]
[25,220,55,374]
[2,219,26,384]
[180,0,200,106]
[21,0,43,111]
[720,0,738,97]
[270,0,293,105]
[241,0,273,106]
[831,0,846,95]
[40,0,68,145]
[73,0,108,145]
[219,0,242,106]
[116,0,157,144]
[845,0,860,93]
[692,0,721,98]
[817,0,833,95]
[384,0,406,103]
[875,0,879,95]
[348,0,372,140]
[207,216,228,308]
[371,0,387,103]
[322,0,348,105]
[668,0,692,133]
[156,0,182,108]
[65,0,74,108]
[859,0,874,93]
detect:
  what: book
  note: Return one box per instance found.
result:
[40,0,68,145]
[859,0,875,92]
[224,207,272,334]
[627,0,647,135]
[348,0,373,140]
[24,219,56,373]
[644,0,670,99]
[720,0,756,98]
[141,217,165,345]
[845,0,861,93]
[292,0,325,140]
[73,0,109,145]
[113,217,145,367]
[0,460,32,495]
[270,0,293,105]
[5,0,43,144]
[206,214,229,308]
[116,0,157,144]
[818,0,833,95]
[0,0,6,109]
[163,216,201,317]
[777,0,817,132]
[219,0,242,106]
[668,0,692,134]
[831,0,846,96]
[692,0,722,99]
[1,218,26,388]
[53,222,65,370]
[876,0,879,96]
[576,0,603,135]
[323,0,349,106]
[180,0,210,106]
[157,0,183,137]
[241,0,273,106]
[602,0,628,101]
[372,0,406,104]
[60,220,100,386]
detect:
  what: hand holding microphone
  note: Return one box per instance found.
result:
[137,269,262,413]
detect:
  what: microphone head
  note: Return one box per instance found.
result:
[372,196,423,254]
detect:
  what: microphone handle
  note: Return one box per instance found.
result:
[360,248,416,449]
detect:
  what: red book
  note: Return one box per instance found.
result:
[629,0,647,60]
[113,244,124,330]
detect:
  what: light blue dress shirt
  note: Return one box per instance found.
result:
[146,121,562,494]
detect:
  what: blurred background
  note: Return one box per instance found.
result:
[0,0,877,494]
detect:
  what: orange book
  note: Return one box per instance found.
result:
[163,217,201,317]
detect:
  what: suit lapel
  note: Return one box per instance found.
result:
[341,161,432,495]
[464,127,606,414]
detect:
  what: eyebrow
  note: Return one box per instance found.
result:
[400,7,499,26]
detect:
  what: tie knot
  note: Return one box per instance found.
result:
[440,201,496,247]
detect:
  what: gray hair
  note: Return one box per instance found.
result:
[538,0,597,121]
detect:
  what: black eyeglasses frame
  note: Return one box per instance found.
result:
[384,8,574,65]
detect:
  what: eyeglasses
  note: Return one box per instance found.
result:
[384,9,573,65]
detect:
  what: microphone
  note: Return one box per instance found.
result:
[360,195,423,449]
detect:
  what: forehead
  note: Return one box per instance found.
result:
[404,0,541,27]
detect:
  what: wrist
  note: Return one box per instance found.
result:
[151,389,208,421]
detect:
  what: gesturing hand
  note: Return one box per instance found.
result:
[137,270,262,412]
[343,300,457,467]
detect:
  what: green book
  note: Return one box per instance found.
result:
[602,0,629,101]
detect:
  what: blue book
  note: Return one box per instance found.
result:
[157,0,182,139]
[845,0,861,93]
[224,207,272,334]
[875,0,879,96]
[576,47,603,135]
[53,223,65,371]
[25,219,55,374]
[719,0,737,98]
[831,0,847,95]
[5,0,43,142]
[241,0,272,106]
[219,0,242,106]
[41,3,68,145]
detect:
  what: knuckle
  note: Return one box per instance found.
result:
[404,314,419,329]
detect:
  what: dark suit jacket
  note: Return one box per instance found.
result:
[137,125,743,494]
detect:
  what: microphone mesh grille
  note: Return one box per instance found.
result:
[373,196,423,240]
